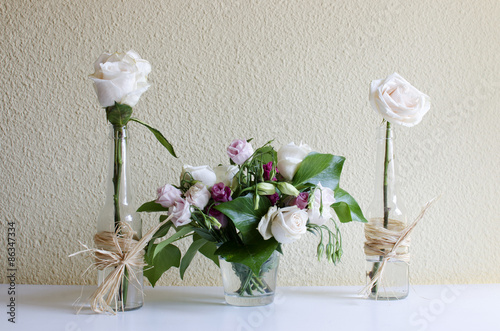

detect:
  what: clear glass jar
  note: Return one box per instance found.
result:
[219,251,279,306]
[365,121,409,300]
[97,125,143,310]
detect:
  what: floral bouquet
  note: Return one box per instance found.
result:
[139,139,366,303]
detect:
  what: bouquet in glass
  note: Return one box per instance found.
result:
[139,139,367,305]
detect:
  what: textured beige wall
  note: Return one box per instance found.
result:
[1,0,499,287]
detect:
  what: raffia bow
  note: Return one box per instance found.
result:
[70,215,172,314]
[361,197,439,298]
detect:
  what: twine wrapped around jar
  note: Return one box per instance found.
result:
[361,197,438,297]
[71,216,172,314]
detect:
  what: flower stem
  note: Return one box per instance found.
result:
[371,120,391,297]
[383,121,391,228]
[112,125,128,308]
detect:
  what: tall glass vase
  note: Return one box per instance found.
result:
[97,125,143,311]
[365,121,409,300]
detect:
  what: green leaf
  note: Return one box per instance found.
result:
[144,243,181,287]
[292,153,345,191]
[198,241,220,267]
[144,218,173,264]
[192,227,217,242]
[214,193,271,244]
[153,226,193,257]
[106,102,133,126]
[215,238,279,275]
[151,218,172,240]
[130,118,177,158]
[179,238,208,280]
[332,188,367,223]
[332,201,352,223]
[137,201,169,213]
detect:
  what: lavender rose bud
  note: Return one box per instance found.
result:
[227,139,254,165]
[168,199,192,227]
[156,184,183,208]
[291,192,309,210]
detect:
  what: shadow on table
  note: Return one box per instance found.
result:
[282,287,362,301]
[144,288,225,307]
[18,285,93,314]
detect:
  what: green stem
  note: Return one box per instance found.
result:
[383,121,391,228]
[113,127,123,232]
[112,125,129,308]
[371,121,392,297]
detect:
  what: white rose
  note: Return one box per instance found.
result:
[307,183,336,226]
[185,182,211,209]
[181,165,217,188]
[271,206,308,244]
[370,72,431,127]
[214,165,239,187]
[90,50,151,107]
[277,142,312,181]
[258,206,278,240]
[156,184,183,208]
[258,206,307,244]
[168,199,192,227]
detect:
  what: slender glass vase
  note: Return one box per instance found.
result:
[365,121,409,300]
[219,251,279,306]
[97,125,143,311]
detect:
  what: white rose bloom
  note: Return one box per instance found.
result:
[271,206,308,244]
[258,206,278,240]
[370,72,431,127]
[277,142,312,181]
[185,182,211,209]
[258,206,307,244]
[307,183,336,226]
[214,165,239,187]
[90,50,151,107]
[181,165,217,188]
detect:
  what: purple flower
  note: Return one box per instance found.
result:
[262,162,278,181]
[291,192,309,210]
[211,182,232,202]
[266,192,280,205]
[208,207,228,229]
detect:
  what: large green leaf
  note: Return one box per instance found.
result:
[153,226,193,258]
[332,188,367,223]
[145,218,173,260]
[137,200,169,213]
[144,243,181,287]
[292,153,345,191]
[214,193,271,244]
[179,238,208,280]
[192,233,220,267]
[215,238,279,275]
[198,241,220,267]
[130,118,177,158]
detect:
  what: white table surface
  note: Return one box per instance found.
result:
[1,284,499,331]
